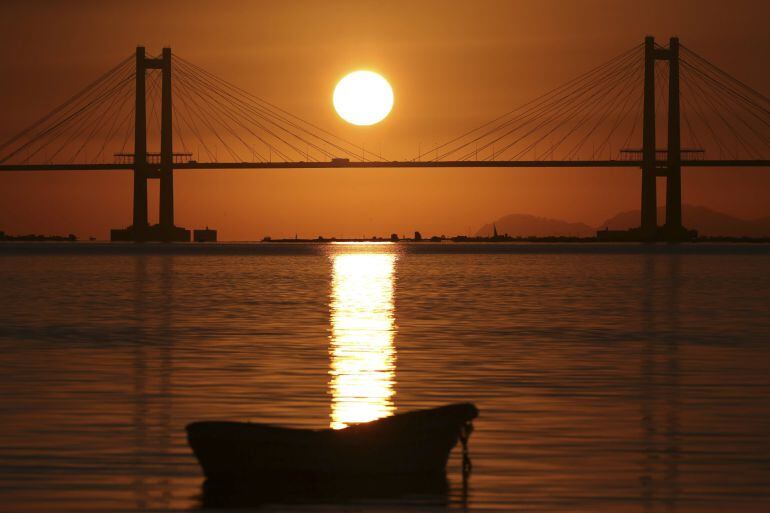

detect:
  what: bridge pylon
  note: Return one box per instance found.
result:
[640,36,692,242]
[111,46,189,242]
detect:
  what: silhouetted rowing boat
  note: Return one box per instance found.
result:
[186,403,478,486]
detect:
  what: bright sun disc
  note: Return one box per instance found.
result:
[333,71,393,126]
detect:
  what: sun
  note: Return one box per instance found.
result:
[333,71,394,126]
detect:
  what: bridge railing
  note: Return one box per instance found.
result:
[114,153,194,165]
[619,149,706,161]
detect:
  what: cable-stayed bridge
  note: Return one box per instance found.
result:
[0,37,767,241]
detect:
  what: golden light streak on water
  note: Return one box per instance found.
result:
[329,252,396,429]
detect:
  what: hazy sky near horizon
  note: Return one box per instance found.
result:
[1,0,768,239]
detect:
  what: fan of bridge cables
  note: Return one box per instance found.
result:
[0,53,376,166]
[170,54,376,163]
[677,44,769,161]
[419,43,769,163]
[0,55,137,166]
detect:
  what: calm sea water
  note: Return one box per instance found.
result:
[1,242,769,512]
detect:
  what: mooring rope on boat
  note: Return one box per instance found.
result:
[459,419,474,505]
[460,420,474,477]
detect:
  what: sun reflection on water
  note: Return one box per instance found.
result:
[329,252,396,429]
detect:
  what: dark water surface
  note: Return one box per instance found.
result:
[1,242,769,512]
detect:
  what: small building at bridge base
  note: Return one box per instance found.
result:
[193,228,217,242]
[110,224,191,242]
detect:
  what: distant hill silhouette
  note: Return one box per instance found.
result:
[598,204,770,237]
[477,205,770,238]
[475,214,595,237]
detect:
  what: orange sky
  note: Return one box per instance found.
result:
[1,0,768,239]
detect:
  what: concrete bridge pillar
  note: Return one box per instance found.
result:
[159,47,174,234]
[641,36,658,239]
[665,37,683,238]
[132,47,148,237]
[113,46,188,242]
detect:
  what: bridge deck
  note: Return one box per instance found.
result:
[0,160,768,172]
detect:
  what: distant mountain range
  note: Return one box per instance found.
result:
[476,214,595,237]
[598,205,770,237]
[476,205,770,237]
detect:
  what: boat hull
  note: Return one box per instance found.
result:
[187,403,478,484]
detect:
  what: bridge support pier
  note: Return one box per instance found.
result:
[664,37,684,240]
[641,36,658,240]
[132,47,148,240]
[637,36,692,242]
[159,47,175,234]
[112,46,189,242]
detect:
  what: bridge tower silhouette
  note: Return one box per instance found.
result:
[112,47,188,242]
[642,36,684,241]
